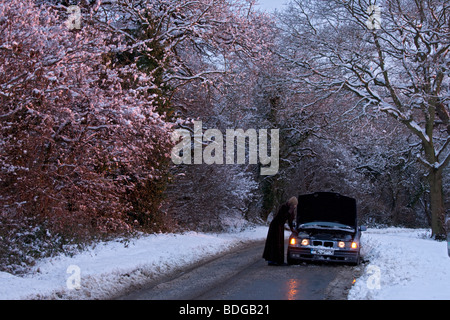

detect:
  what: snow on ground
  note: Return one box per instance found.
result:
[0,226,448,300]
[349,228,450,300]
[0,226,269,300]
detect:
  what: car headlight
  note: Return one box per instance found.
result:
[290,238,297,246]
[301,239,310,246]
[338,241,346,248]
[351,242,358,249]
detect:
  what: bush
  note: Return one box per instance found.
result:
[0,0,173,271]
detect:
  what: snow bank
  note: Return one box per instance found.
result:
[349,228,450,300]
[1,226,448,300]
[0,226,269,300]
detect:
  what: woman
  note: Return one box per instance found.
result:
[263,197,298,266]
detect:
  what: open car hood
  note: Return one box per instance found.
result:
[297,192,357,230]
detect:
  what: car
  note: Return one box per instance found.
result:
[447,233,450,257]
[447,232,450,258]
[288,192,366,265]
[447,217,450,258]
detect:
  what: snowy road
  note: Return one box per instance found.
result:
[2,227,447,300]
[119,241,359,300]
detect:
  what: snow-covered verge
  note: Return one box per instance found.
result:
[0,226,269,300]
[349,228,450,300]
[1,226,448,300]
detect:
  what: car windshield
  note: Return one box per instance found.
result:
[298,221,354,231]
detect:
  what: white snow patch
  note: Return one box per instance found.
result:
[0,227,268,300]
[349,228,450,300]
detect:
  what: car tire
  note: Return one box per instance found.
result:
[350,253,361,266]
[287,254,299,265]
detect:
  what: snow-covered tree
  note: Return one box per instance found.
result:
[277,0,449,238]
[0,0,173,246]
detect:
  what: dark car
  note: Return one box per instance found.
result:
[447,232,450,258]
[288,192,366,265]
[447,233,450,257]
[447,218,450,258]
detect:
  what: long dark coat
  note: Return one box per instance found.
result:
[262,203,296,264]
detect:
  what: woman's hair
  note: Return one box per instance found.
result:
[287,196,298,208]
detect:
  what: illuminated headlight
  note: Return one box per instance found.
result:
[338,241,346,248]
[351,242,358,249]
[290,238,297,246]
[301,239,310,246]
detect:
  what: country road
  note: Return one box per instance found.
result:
[118,240,363,300]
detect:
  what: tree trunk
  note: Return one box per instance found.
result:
[428,168,446,240]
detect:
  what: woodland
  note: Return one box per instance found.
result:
[0,0,448,273]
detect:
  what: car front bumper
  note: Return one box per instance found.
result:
[288,246,360,264]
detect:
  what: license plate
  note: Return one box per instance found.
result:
[312,248,334,256]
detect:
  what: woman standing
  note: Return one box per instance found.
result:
[263,197,298,266]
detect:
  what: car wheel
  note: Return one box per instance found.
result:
[351,253,361,266]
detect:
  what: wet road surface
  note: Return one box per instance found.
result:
[119,240,359,300]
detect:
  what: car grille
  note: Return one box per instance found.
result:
[312,240,334,247]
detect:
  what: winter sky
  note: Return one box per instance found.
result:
[255,0,288,12]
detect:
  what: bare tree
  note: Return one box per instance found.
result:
[277,0,449,238]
